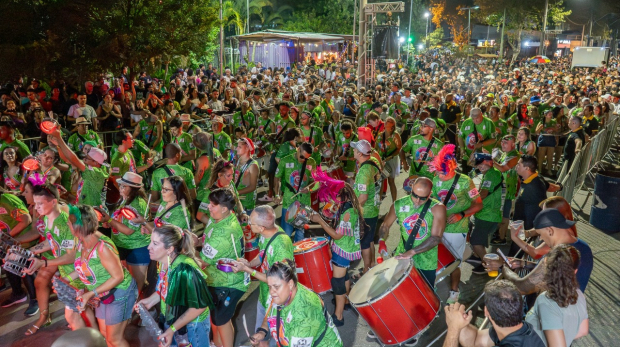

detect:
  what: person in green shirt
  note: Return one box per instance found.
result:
[274,142,316,242]
[375,117,402,203]
[66,205,137,345]
[458,107,497,174]
[429,144,483,304]
[193,132,222,204]
[235,137,259,213]
[132,111,163,153]
[299,111,324,165]
[491,135,520,246]
[357,93,374,127]
[401,118,444,180]
[351,139,381,275]
[336,121,358,176]
[211,115,232,160]
[150,143,197,203]
[535,108,560,175]
[110,130,153,187]
[0,120,31,159]
[250,259,343,347]
[310,183,364,326]
[169,118,196,171]
[470,153,504,275]
[320,89,336,127]
[136,225,212,347]
[230,205,294,330]
[96,172,150,297]
[67,117,102,152]
[198,188,248,347]
[488,105,508,143]
[307,99,324,126]
[196,159,245,223]
[233,100,257,139]
[377,177,447,287]
[388,93,411,126]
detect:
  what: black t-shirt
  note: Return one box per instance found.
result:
[513,174,549,230]
[583,117,599,136]
[488,322,545,347]
[440,103,461,124]
[563,129,585,162]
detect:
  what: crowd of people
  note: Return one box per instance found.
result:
[0,50,614,347]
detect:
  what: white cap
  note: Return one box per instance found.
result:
[350,140,372,156]
[87,147,107,165]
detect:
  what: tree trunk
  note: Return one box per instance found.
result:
[509,30,522,68]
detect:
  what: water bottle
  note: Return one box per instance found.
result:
[224,296,230,307]
[376,250,389,264]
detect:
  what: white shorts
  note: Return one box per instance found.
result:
[257,156,269,172]
[442,233,468,264]
[385,156,401,178]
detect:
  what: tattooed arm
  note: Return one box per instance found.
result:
[502,257,547,295]
[29,241,51,255]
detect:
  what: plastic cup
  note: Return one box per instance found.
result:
[510,220,525,240]
[483,253,501,277]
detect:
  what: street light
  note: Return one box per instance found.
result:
[424,12,430,49]
[461,6,480,47]
[400,37,405,43]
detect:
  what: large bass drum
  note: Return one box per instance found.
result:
[348,257,440,346]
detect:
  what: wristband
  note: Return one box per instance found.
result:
[256,327,269,336]
[251,269,257,277]
[170,325,176,333]
[93,288,99,298]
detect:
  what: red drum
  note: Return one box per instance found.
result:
[436,243,460,284]
[254,140,267,158]
[293,237,332,294]
[325,164,346,181]
[348,258,440,346]
[244,245,259,263]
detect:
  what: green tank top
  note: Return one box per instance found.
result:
[499,149,520,200]
[74,234,132,291]
[393,196,440,271]
[331,207,362,260]
[516,140,533,156]
[196,149,222,202]
[138,119,163,152]
[432,174,478,234]
[111,197,150,249]
[235,158,259,210]
[0,194,29,235]
[376,131,398,159]
[44,211,78,279]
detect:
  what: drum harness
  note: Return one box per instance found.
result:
[284,157,309,194]
[403,198,433,251]
[380,131,398,161]
[412,137,437,173]
[235,158,256,189]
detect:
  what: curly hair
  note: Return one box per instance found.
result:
[545,244,581,308]
[338,183,366,240]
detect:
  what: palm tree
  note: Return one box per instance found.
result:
[248,0,293,30]
[223,0,245,35]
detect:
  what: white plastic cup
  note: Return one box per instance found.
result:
[510,220,525,240]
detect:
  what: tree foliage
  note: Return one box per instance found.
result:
[0,0,219,82]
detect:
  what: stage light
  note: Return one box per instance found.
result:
[399,37,405,43]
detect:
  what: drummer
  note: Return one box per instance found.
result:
[274,142,317,242]
[212,116,232,160]
[169,118,196,170]
[400,117,444,180]
[336,121,358,179]
[310,182,363,327]
[198,188,248,347]
[149,143,197,202]
[233,100,257,139]
[235,138,259,215]
[249,260,343,347]
[193,132,222,209]
[299,111,324,165]
[377,177,447,287]
[230,205,294,335]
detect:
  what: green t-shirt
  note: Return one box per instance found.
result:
[375,131,398,160]
[213,131,232,158]
[110,149,137,177]
[0,139,31,159]
[200,213,249,291]
[235,159,259,211]
[389,101,410,124]
[320,100,335,126]
[267,284,343,347]
[44,211,79,280]
[137,119,163,152]
[474,167,504,223]
[275,153,316,208]
[111,139,151,167]
[354,159,380,218]
[257,229,294,308]
[67,130,101,152]
[401,135,444,179]
[335,133,358,172]
[311,105,324,126]
[432,174,479,234]
[276,142,297,160]
[155,203,190,230]
[492,118,508,142]
[331,207,362,260]
[0,194,29,237]
[197,183,239,219]
[393,196,441,271]
[499,149,520,200]
[358,102,374,126]
[459,117,497,158]
[431,117,447,139]
[273,115,296,143]
[77,165,109,207]
[74,234,132,291]
[233,111,256,134]
[172,132,195,170]
[151,164,196,192]
[111,197,150,249]
[300,125,323,164]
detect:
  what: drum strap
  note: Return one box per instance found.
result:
[258,232,285,267]
[312,305,330,347]
[360,160,382,185]
[413,137,436,172]
[163,165,174,178]
[443,173,461,207]
[296,158,309,194]
[403,198,432,252]
[273,121,290,144]
[234,158,256,189]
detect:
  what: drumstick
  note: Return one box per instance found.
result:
[243,314,251,338]
[144,193,152,218]
[180,199,191,231]
[231,234,239,259]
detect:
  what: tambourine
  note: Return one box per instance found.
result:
[40,118,59,135]
[22,157,41,171]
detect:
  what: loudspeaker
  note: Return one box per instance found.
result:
[372,25,399,59]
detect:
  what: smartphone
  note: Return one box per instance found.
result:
[496,248,512,269]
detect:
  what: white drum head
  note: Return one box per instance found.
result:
[348,257,412,305]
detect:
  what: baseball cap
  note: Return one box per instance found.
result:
[533,209,577,229]
[87,147,107,165]
[350,140,372,156]
[486,93,495,98]
[421,118,437,129]
[474,152,492,165]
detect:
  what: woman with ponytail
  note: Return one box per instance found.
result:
[309,177,365,327]
[195,158,245,223]
[249,259,343,347]
[136,225,212,347]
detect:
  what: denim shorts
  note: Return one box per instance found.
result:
[95,279,138,325]
[331,252,351,269]
[118,246,151,266]
[162,313,212,347]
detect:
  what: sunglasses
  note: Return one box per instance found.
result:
[411,191,429,201]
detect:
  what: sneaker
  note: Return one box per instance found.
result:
[1,294,27,308]
[367,330,376,339]
[24,300,39,316]
[490,237,507,245]
[257,179,263,187]
[447,290,460,304]
[465,255,482,265]
[403,338,419,346]
[263,179,269,187]
[471,264,488,275]
[258,195,274,202]
[331,313,344,327]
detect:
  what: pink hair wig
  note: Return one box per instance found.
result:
[428,144,457,175]
[311,167,345,204]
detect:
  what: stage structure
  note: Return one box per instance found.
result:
[357,1,405,88]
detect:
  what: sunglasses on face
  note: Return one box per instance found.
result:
[411,191,429,201]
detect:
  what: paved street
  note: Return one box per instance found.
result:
[1,169,619,347]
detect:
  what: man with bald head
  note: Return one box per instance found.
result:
[377,177,447,287]
[231,205,294,331]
